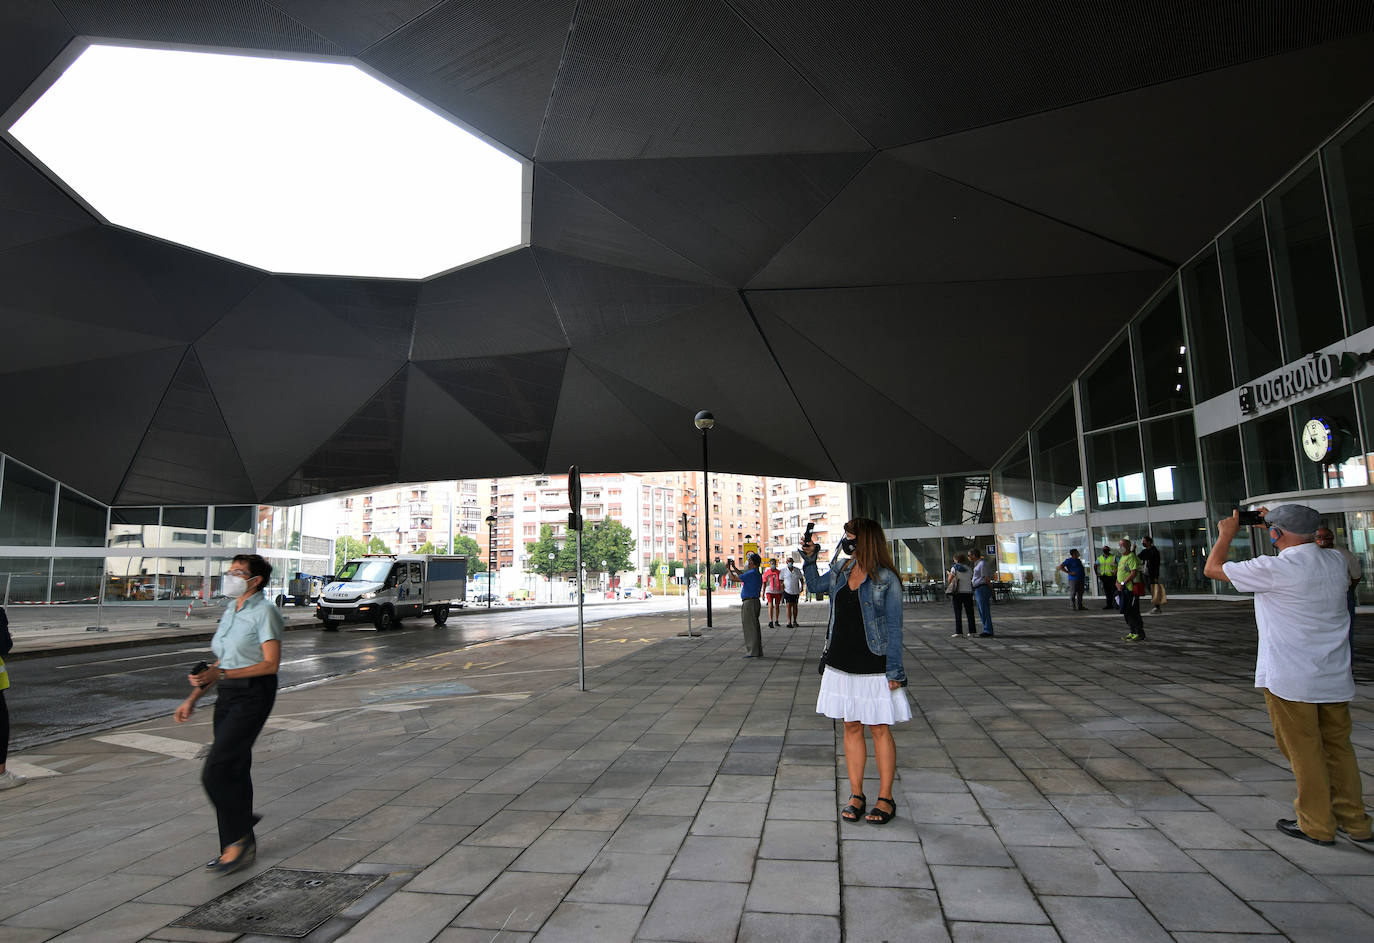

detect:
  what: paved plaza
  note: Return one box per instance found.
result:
[1,599,1373,942]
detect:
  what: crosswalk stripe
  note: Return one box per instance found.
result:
[94,732,205,760]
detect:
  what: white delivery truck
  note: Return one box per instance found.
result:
[316,554,466,631]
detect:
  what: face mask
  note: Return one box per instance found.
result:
[839,536,856,555]
[1270,527,1281,547]
[222,574,249,597]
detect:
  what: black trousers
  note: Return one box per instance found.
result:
[1118,589,1145,635]
[203,676,276,849]
[951,592,974,634]
[1100,575,1117,608]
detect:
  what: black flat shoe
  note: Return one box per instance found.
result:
[866,797,896,825]
[1276,818,1334,846]
[840,793,866,823]
[210,839,257,875]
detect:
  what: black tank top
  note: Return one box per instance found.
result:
[824,582,886,675]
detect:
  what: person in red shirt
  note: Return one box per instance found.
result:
[763,558,784,627]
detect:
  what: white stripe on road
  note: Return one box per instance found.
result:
[6,760,60,779]
[264,717,324,731]
[55,647,209,669]
[93,732,205,760]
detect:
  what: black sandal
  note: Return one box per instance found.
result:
[840,793,866,822]
[866,797,896,825]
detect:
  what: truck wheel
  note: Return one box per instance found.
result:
[294,596,306,607]
[433,605,449,626]
[275,594,287,607]
[373,606,394,631]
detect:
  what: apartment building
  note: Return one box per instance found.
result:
[764,478,850,562]
[338,480,483,553]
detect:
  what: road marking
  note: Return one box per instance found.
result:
[6,760,60,779]
[94,732,205,760]
[265,717,325,731]
[56,647,208,669]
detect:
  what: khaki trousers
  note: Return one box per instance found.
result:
[740,598,763,656]
[1264,689,1373,841]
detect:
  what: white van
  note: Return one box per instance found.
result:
[316,554,466,630]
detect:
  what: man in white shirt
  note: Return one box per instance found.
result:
[781,557,804,628]
[1204,504,1372,848]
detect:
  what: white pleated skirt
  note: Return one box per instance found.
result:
[816,665,912,726]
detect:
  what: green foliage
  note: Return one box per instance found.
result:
[334,535,367,573]
[584,519,635,578]
[288,530,301,551]
[366,535,390,554]
[415,540,438,555]
[525,524,563,579]
[451,534,485,572]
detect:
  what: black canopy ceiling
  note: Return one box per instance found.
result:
[2,1,1373,505]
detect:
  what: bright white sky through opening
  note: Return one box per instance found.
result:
[7,44,526,279]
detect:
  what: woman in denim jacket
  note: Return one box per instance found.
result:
[801,517,909,824]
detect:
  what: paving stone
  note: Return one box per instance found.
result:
[506,781,588,812]
[463,810,560,848]
[759,819,835,860]
[633,785,708,817]
[705,774,774,803]
[31,902,186,943]
[510,828,611,873]
[339,890,472,942]
[904,791,987,825]
[637,879,748,943]
[1141,810,1266,850]
[1120,871,1276,933]
[452,871,578,932]
[1040,895,1173,943]
[839,839,932,888]
[736,912,840,943]
[968,779,1055,810]
[949,921,1064,943]
[408,844,523,895]
[604,814,692,855]
[1254,901,1374,943]
[841,887,949,943]
[766,789,836,821]
[6,872,166,929]
[654,761,721,786]
[772,765,834,791]
[1189,848,1344,902]
[746,859,839,915]
[916,824,1013,867]
[566,851,672,905]
[931,865,1049,924]
[1079,827,1204,872]
[667,835,759,882]
[985,808,1085,847]
[529,901,645,942]
[719,752,781,775]
[689,801,768,838]
[1006,844,1132,897]
[1048,795,1149,829]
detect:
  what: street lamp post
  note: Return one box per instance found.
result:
[484,514,497,609]
[548,551,556,604]
[601,559,608,597]
[694,410,715,627]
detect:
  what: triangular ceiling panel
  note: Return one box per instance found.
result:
[748,271,1170,466]
[534,249,734,342]
[116,349,256,504]
[0,305,190,374]
[897,33,1374,264]
[749,151,1169,289]
[0,346,184,503]
[53,0,341,53]
[270,367,408,500]
[531,167,723,285]
[0,1,74,106]
[280,276,419,363]
[535,0,870,159]
[544,153,873,286]
[544,355,693,472]
[0,140,95,252]
[266,0,438,55]
[399,365,539,481]
[360,0,578,157]
[415,349,568,468]
[414,248,569,360]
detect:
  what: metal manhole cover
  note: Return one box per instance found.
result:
[170,868,384,937]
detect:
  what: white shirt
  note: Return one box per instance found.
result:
[781,566,803,594]
[972,559,991,587]
[1333,546,1362,583]
[1223,542,1353,703]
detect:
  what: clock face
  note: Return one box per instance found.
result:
[1302,417,1333,462]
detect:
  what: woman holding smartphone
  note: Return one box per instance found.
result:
[174,554,282,876]
[801,518,909,824]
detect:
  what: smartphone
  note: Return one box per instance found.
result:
[802,522,815,545]
[190,660,209,688]
[1237,509,1265,526]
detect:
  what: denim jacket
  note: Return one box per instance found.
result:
[802,554,906,684]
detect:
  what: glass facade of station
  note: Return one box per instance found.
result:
[0,453,331,607]
[857,97,1374,605]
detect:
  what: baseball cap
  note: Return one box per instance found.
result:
[1264,504,1320,535]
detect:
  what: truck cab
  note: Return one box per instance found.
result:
[316,554,466,631]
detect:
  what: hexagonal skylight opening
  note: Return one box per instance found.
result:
[3,40,530,280]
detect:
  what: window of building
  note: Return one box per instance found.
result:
[1085,427,1146,510]
[0,556,49,603]
[0,460,56,546]
[1036,528,1088,597]
[55,487,106,547]
[1181,247,1233,402]
[1143,414,1202,505]
[991,439,1035,523]
[1031,396,1083,518]
[1240,410,1298,497]
[1219,206,1282,384]
[896,537,944,582]
[892,477,938,527]
[211,506,255,548]
[1134,282,1191,417]
[1201,426,1246,522]
[1269,157,1345,356]
[851,482,891,527]
[1080,336,1137,430]
[939,475,990,525]
[1327,106,1374,332]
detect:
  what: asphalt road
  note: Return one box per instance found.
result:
[9,598,695,751]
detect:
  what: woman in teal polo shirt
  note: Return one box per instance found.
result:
[175,553,283,875]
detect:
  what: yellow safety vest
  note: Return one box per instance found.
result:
[0,657,8,692]
[1096,553,1115,575]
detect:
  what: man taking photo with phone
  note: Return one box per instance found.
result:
[1204,504,1372,848]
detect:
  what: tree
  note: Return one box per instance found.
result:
[415,541,438,555]
[584,519,635,582]
[451,534,485,572]
[366,536,390,554]
[525,524,562,579]
[334,535,367,573]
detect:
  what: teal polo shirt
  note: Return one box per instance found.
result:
[211,592,284,669]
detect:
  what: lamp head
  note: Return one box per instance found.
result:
[694,410,715,431]
[485,514,497,524]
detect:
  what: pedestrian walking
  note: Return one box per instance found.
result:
[174,554,283,875]
[1057,549,1086,610]
[1096,545,1118,609]
[781,557,804,627]
[1117,539,1147,641]
[0,606,25,790]
[1205,505,1373,848]
[1140,535,1164,614]
[763,558,784,627]
[726,553,764,657]
[947,552,975,636]
[969,548,995,636]
[801,518,909,825]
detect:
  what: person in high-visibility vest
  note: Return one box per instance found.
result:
[0,605,24,790]
[1096,546,1118,610]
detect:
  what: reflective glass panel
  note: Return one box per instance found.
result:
[0,461,55,546]
[1032,396,1084,518]
[1241,410,1298,497]
[1181,248,1233,402]
[158,556,207,600]
[1199,427,1254,596]
[995,530,1039,595]
[105,554,157,602]
[55,487,106,547]
[939,475,990,525]
[211,505,255,548]
[1081,337,1137,430]
[1327,108,1374,332]
[1345,510,1374,608]
[1038,528,1089,597]
[161,507,208,548]
[1142,518,1211,595]
[1135,283,1192,417]
[1144,414,1203,505]
[0,556,48,603]
[892,478,938,527]
[1293,386,1365,489]
[896,537,945,584]
[108,507,158,549]
[851,482,891,528]
[51,557,103,603]
[1085,427,1146,511]
[991,440,1035,523]
[1269,158,1344,355]
[1219,207,1281,384]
